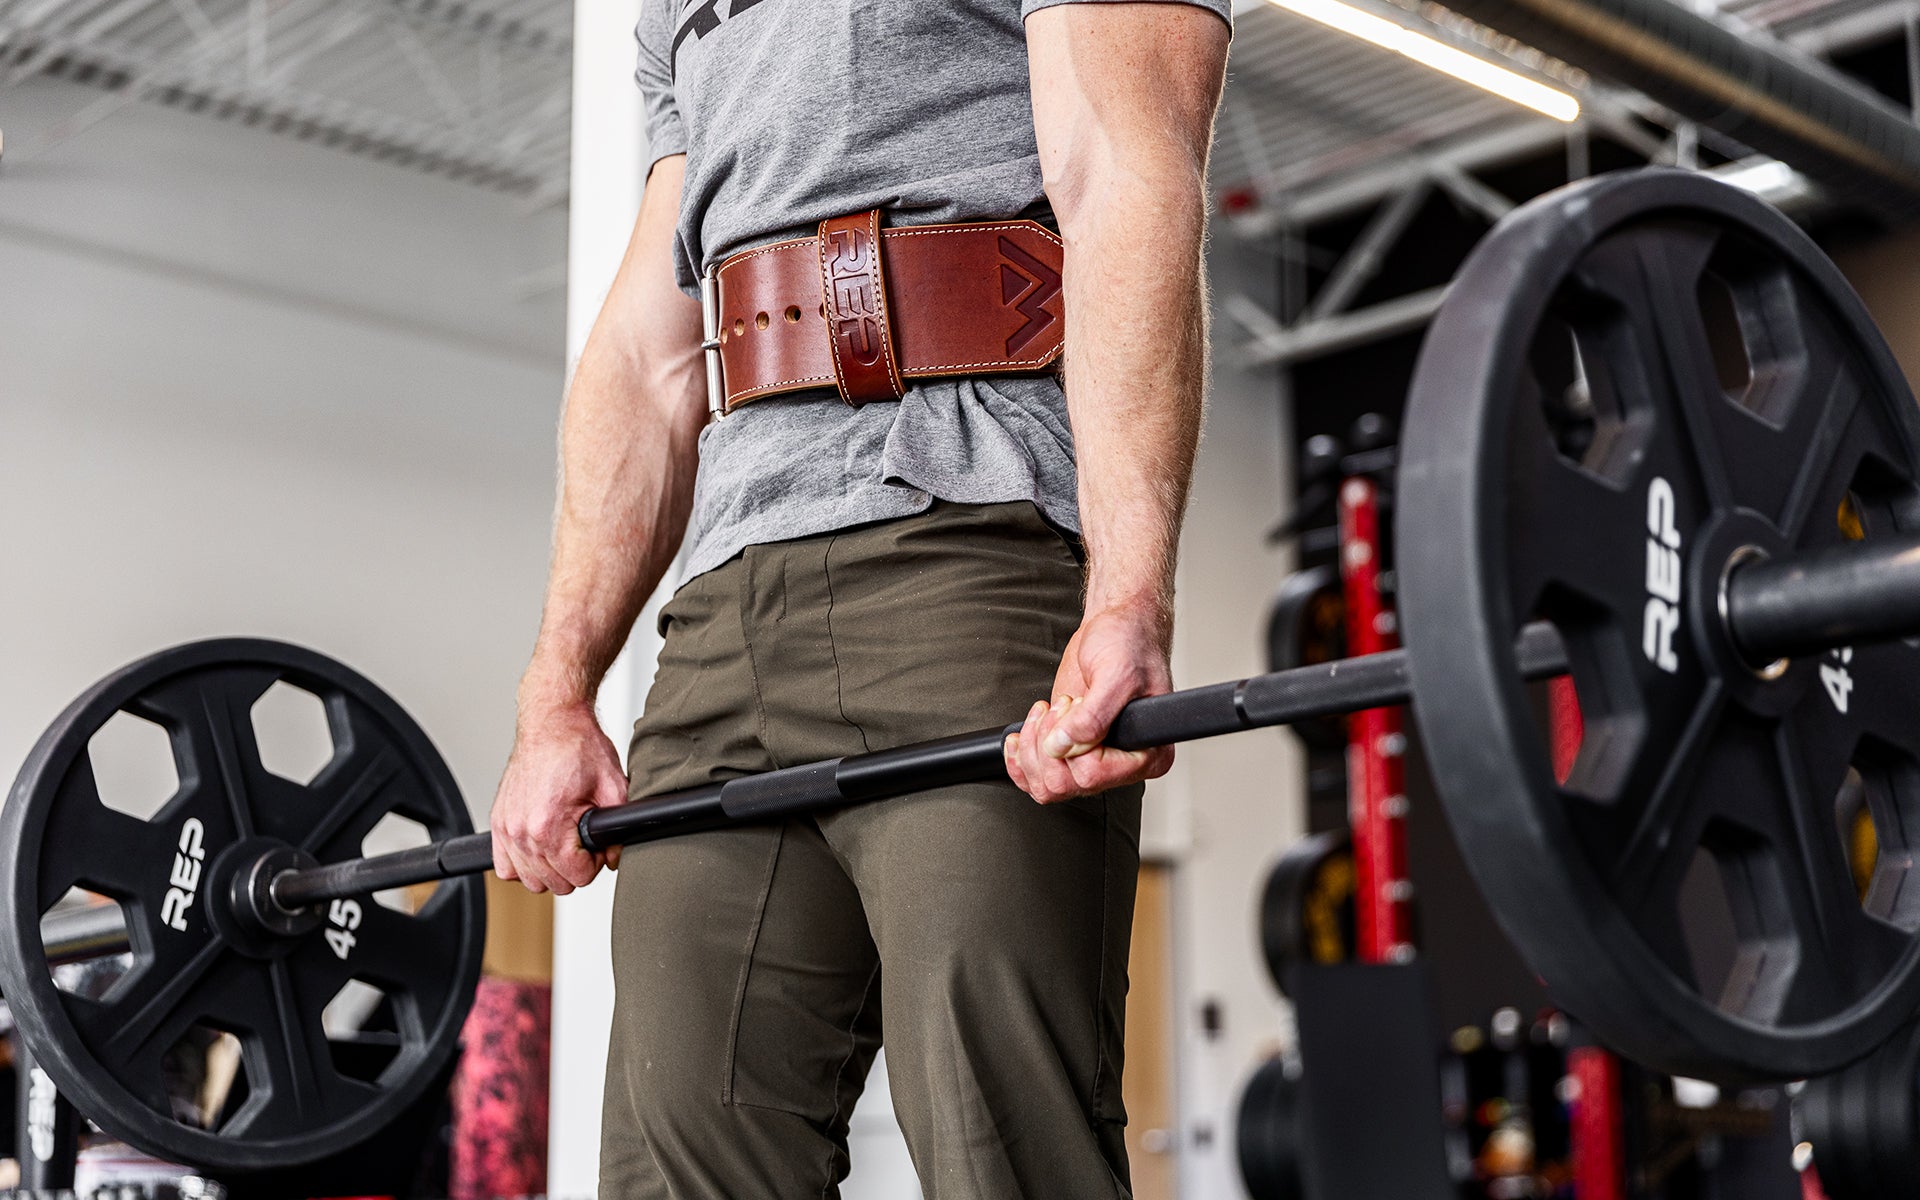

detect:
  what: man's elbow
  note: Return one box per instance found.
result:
[1042,136,1210,234]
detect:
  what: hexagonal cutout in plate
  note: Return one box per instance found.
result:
[163,1021,247,1132]
[1696,231,1806,430]
[362,812,439,914]
[1681,821,1797,1022]
[1528,284,1655,487]
[1833,453,1920,651]
[1835,764,1877,902]
[1678,846,1739,1005]
[250,680,336,786]
[1836,451,1920,547]
[324,978,401,1084]
[44,888,136,999]
[1838,739,1920,933]
[1695,266,1753,405]
[1524,589,1646,806]
[87,710,179,821]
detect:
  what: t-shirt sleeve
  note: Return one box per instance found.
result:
[634,0,689,169]
[1022,0,1233,30]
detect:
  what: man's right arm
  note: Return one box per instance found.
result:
[492,154,706,895]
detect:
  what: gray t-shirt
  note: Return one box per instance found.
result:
[636,0,1231,582]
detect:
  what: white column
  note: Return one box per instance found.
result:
[548,3,653,1196]
[1168,243,1300,1200]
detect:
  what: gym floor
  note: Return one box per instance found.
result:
[5,0,1920,1197]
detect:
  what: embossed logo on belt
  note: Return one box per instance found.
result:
[826,226,884,368]
[998,237,1063,357]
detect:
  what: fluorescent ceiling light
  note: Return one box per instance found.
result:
[1263,0,1582,123]
[1713,157,1796,196]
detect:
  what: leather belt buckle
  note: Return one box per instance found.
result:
[699,264,726,420]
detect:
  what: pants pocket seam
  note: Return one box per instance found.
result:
[1088,797,1115,1119]
[818,961,882,1199]
[723,824,788,1108]
[822,533,874,754]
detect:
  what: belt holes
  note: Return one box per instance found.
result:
[719,326,729,344]
[732,318,746,337]
[818,302,826,318]
[784,305,802,324]
[755,311,770,330]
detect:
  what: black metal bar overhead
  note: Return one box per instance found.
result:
[1440,0,1920,216]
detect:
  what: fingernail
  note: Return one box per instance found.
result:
[1043,729,1074,757]
[1004,735,1018,758]
[1051,695,1071,718]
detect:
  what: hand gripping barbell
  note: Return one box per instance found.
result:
[8,168,1920,1174]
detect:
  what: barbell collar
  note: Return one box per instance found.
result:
[1721,530,1920,663]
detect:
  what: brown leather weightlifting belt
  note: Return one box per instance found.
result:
[699,210,1065,417]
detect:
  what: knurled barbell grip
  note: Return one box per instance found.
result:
[268,624,1575,909]
[578,621,1559,852]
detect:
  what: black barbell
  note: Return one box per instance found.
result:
[278,525,1920,909]
[36,510,1920,950]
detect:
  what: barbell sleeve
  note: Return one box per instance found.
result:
[1722,530,1920,663]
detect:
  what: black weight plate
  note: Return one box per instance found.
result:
[1399,168,1920,1082]
[0,640,485,1172]
[1799,1020,1920,1199]
[1237,1056,1306,1200]
[1266,565,1349,752]
[1260,829,1357,996]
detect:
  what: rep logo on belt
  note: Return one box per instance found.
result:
[825,225,884,369]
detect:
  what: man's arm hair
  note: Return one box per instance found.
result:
[1027,3,1229,635]
[519,153,707,718]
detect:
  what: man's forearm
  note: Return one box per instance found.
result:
[519,156,707,718]
[1031,4,1226,640]
[1055,160,1211,632]
[518,337,705,715]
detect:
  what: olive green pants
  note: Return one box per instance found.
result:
[599,501,1142,1200]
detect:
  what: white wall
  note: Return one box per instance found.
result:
[546,2,647,1193]
[0,78,566,823]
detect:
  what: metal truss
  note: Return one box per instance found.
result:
[1211,0,1885,370]
[1224,140,1819,368]
[0,0,572,199]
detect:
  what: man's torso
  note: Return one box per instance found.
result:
[652,0,1053,290]
[637,0,1084,583]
